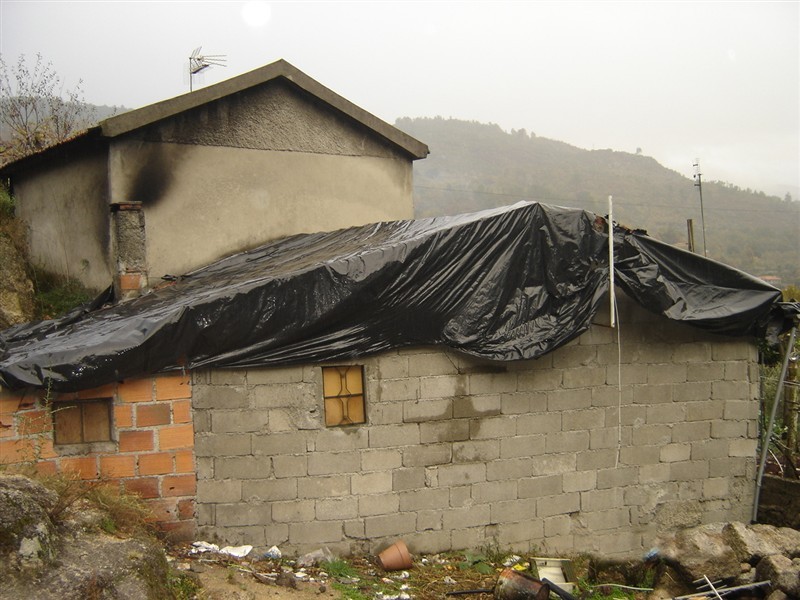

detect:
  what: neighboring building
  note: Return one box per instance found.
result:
[0,60,428,296]
[0,203,788,557]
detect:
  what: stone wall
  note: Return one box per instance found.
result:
[193,296,761,557]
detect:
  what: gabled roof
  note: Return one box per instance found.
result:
[0,59,428,176]
[0,201,786,393]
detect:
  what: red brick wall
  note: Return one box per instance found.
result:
[0,373,195,540]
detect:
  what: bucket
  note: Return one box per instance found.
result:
[494,569,550,600]
[377,540,412,571]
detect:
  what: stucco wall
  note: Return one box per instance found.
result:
[13,148,112,291]
[108,140,413,279]
[107,80,416,281]
[191,296,760,557]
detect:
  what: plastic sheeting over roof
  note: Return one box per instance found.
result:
[0,202,785,392]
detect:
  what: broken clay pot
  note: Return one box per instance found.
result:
[378,540,412,571]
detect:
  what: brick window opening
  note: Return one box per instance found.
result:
[53,399,112,444]
[322,366,366,426]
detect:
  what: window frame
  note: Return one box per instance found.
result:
[321,365,367,427]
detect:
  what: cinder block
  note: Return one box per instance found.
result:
[242,478,298,502]
[709,457,747,478]
[416,509,444,531]
[369,424,420,448]
[712,381,750,401]
[197,479,242,503]
[377,378,419,403]
[548,388,591,411]
[687,363,725,382]
[646,404,685,424]
[576,449,615,471]
[442,505,491,530]
[638,463,670,483]
[544,515,572,537]
[518,475,562,498]
[452,440,500,463]
[364,513,417,538]
[408,353,458,377]
[392,467,426,491]
[436,463,486,487]
[582,507,631,531]
[631,424,671,446]
[675,382,713,403]
[297,475,350,498]
[215,503,271,526]
[660,443,691,463]
[403,399,452,422]
[672,421,711,442]
[272,455,307,478]
[252,383,313,408]
[314,428,369,452]
[516,412,561,435]
[533,452,578,476]
[351,471,393,495]
[472,480,518,504]
[690,439,729,460]
[211,410,269,433]
[723,400,757,420]
[368,402,403,425]
[590,427,631,450]
[399,488,450,512]
[419,420,469,443]
[581,488,624,512]
[711,342,752,361]
[252,432,307,455]
[703,477,729,499]
[494,519,545,550]
[591,386,633,408]
[289,521,343,544]
[563,470,597,492]
[361,449,403,471]
[596,466,638,489]
[672,343,712,363]
[402,444,451,467]
[359,493,400,517]
[247,366,305,385]
[486,458,531,482]
[545,431,590,453]
[563,408,607,431]
[670,460,709,481]
[722,361,748,381]
[728,438,757,457]
[194,433,252,457]
[375,355,409,380]
[272,499,315,522]
[647,364,687,385]
[469,372,518,395]
[490,498,537,523]
[453,394,502,418]
[562,367,607,389]
[552,345,597,368]
[308,451,360,475]
[449,485,472,508]
[193,386,248,409]
[711,420,748,439]
[316,497,358,520]
[420,375,467,399]
[537,492,580,517]
[215,456,269,480]
[500,434,545,459]
[685,400,723,422]
[517,369,563,391]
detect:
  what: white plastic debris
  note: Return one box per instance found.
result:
[264,545,282,559]
[443,576,457,585]
[297,546,335,567]
[190,541,219,554]
[219,545,253,558]
[503,554,522,567]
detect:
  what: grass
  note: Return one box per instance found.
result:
[31,267,93,320]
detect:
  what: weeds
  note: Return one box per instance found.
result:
[30,267,92,320]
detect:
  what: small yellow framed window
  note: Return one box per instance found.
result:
[53,399,112,444]
[322,366,366,426]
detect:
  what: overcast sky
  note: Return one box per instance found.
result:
[1,1,798,198]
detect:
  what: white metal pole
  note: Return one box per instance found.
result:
[608,195,615,328]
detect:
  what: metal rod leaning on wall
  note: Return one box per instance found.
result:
[752,322,798,522]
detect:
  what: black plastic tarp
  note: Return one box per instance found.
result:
[0,201,786,392]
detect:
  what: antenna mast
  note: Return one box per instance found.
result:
[693,159,707,257]
[189,47,227,92]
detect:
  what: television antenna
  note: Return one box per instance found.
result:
[189,47,227,92]
[693,159,707,257]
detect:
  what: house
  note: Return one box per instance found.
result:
[0,60,428,297]
[0,201,790,557]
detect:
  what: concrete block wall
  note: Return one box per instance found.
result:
[193,296,760,557]
[0,373,196,540]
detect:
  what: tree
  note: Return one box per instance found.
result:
[0,53,96,164]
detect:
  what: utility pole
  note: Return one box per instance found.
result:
[693,159,707,257]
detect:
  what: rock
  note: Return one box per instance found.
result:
[756,554,800,598]
[724,522,800,564]
[657,523,741,582]
[766,590,789,600]
[0,474,58,571]
[0,233,35,330]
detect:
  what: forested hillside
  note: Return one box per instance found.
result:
[397,117,799,286]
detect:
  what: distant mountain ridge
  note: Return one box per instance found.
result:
[397,116,799,287]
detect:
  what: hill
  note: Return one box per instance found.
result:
[397,117,799,287]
